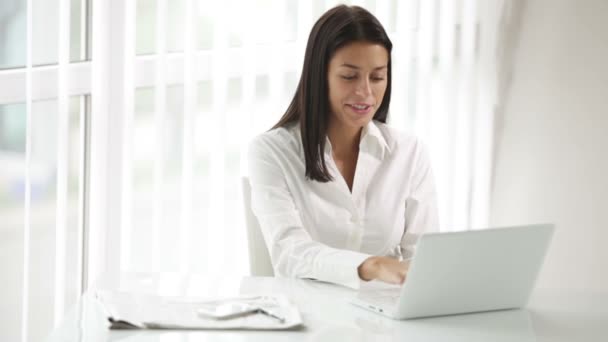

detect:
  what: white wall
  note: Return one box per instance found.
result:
[491,0,608,292]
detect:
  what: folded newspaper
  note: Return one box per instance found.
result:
[95,291,303,330]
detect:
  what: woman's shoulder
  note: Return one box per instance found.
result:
[373,121,424,153]
[248,123,301,157]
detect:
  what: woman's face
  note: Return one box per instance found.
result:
[327,41,389,133]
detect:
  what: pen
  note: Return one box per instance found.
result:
[197,305,286,324]
[255,308,286,324]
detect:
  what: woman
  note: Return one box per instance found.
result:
[248,5,439,289]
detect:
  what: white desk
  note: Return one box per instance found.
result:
[46,273,608,342]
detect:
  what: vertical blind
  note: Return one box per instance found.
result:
[0,0,521,340]
[0,0,89,341]
[94,0,515,278]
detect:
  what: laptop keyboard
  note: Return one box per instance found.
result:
[358,288,401,307]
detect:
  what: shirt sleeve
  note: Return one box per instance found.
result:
[247,135,371,289]
[400,140,440,260]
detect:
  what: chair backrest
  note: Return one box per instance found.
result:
[242,177,275,276]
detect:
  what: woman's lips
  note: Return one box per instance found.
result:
[347,103,373,115]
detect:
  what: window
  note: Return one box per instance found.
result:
[1,0,510,340]
[0,0,89,341]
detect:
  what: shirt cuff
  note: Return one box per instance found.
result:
[401,231,422,260]
[314,249,371,290]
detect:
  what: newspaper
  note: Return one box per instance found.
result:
[95,291,303,330]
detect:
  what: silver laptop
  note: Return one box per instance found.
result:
[352,224,554,319]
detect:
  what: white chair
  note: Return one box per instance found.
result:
[242,177,275,276]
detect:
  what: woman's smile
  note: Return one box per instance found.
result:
[346,103,374,115]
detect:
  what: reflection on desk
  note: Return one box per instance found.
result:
[46,273,608,342]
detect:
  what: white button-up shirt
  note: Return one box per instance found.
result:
[247,120,439,289]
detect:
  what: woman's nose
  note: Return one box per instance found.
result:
[355,78,372,96]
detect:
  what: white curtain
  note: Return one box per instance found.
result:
[0,0,87,341]
[407,0,516,231]
[87,0,521,284]
[0,0,523,340]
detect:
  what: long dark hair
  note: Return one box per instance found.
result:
[272,5,393,182]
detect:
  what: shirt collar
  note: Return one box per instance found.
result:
[323,120,391,160]
[360,120,391,158]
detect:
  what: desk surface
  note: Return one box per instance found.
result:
[46,272,608,342]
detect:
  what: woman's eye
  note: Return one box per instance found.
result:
[341,75,356,80]
[371,76,386,81]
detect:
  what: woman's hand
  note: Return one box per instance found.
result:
[357,256,410,285]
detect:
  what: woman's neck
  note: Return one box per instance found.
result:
[327,122,362,159]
